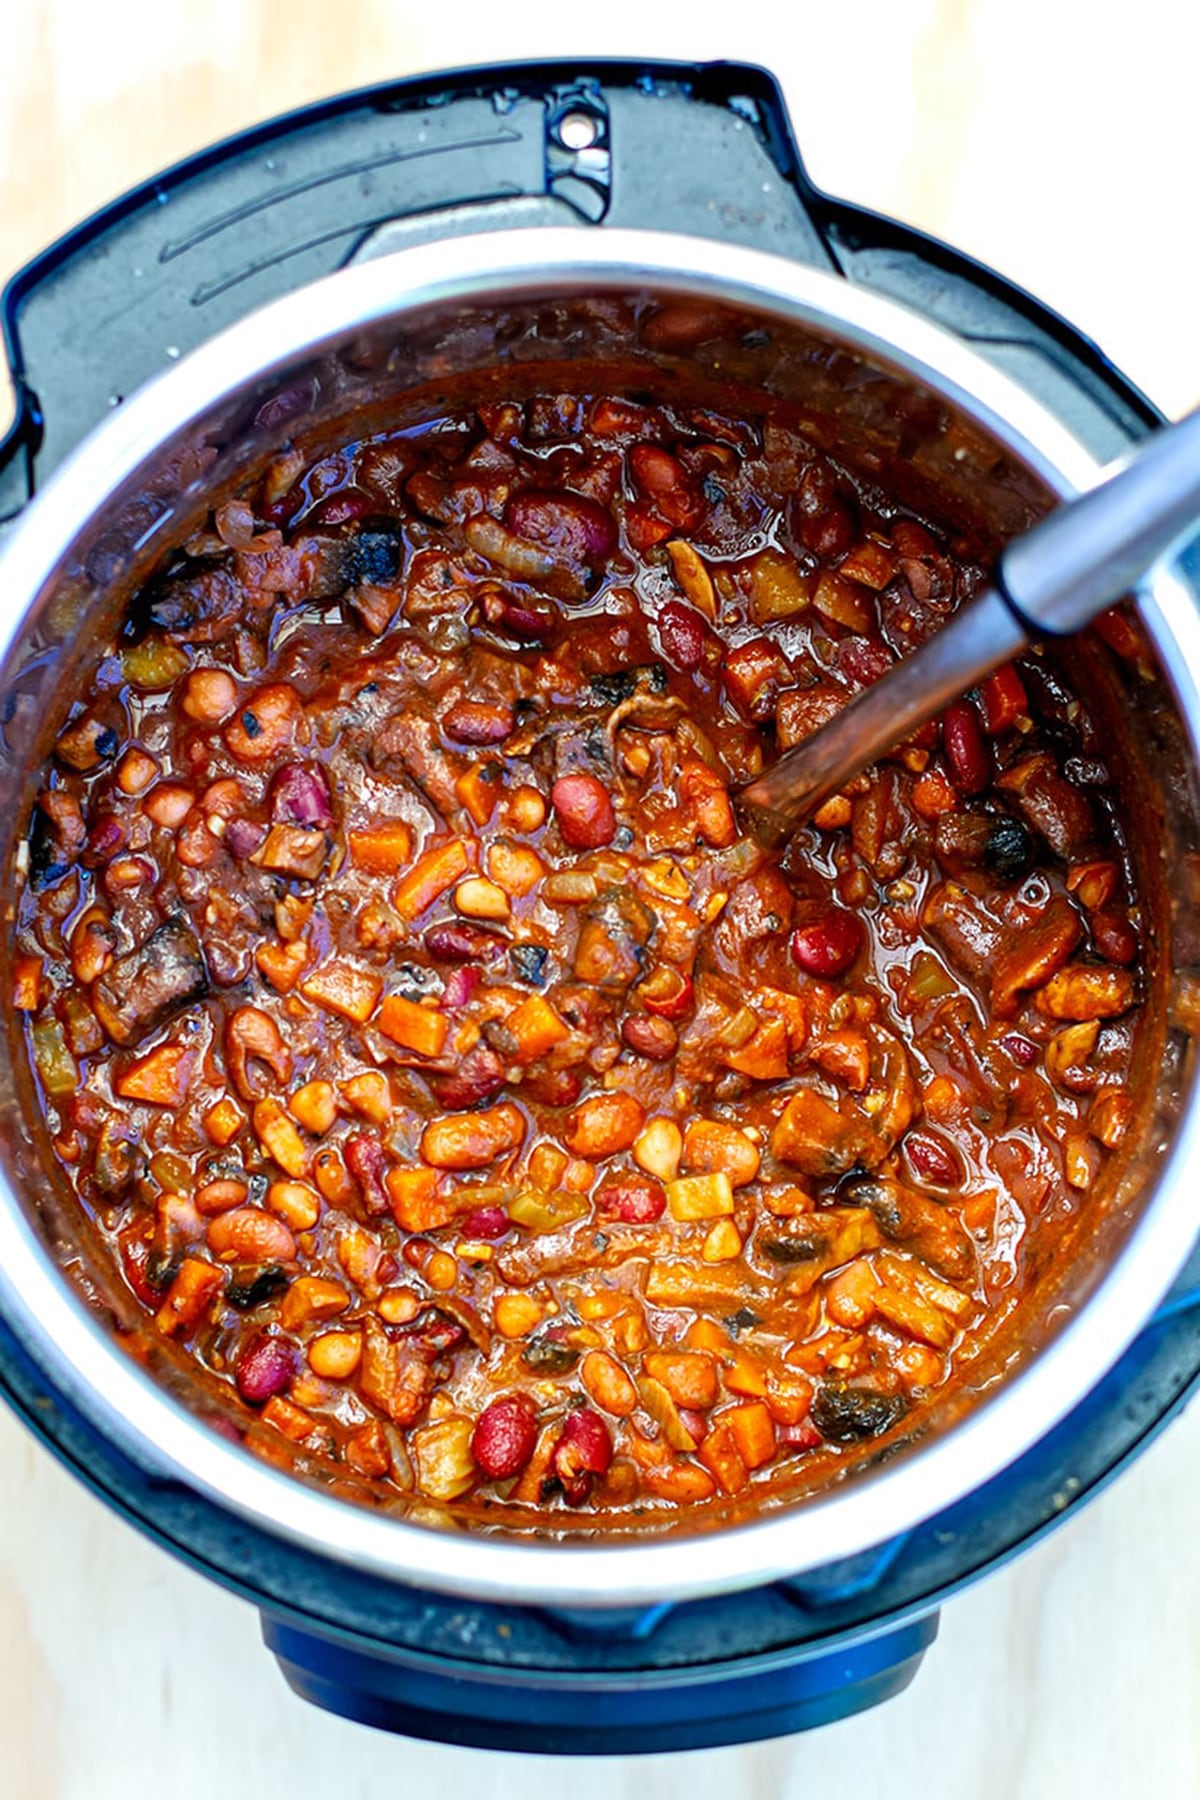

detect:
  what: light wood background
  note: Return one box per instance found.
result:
[4,4,1200,1796]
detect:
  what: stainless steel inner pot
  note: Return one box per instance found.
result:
[1,228,1198,1608]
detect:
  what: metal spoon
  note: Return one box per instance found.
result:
[738,404,1200,837]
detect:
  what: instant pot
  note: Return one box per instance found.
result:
[2,59,1200,1754]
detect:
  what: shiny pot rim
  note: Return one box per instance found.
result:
[1,227,1198,1609]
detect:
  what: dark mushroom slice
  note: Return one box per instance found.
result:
[811,1382,909,1444]
[92,917,209,1047]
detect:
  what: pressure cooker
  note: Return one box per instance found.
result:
[0,58,1198,1753]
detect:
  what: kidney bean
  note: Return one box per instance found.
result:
[520,1065,585,1108]
[310,490,376,527]
[890,518,937,559]
[428,1044,506,1111]
[903,1129,964,1190]
[440,967,483,1010]
[83,815,128,869]
[479,587,558,640]
[778,1418,824,1452]
[472,1392,539,1480]
[551,773,616,849]
[235,1330,298,1405]
[678,1407,709,1445]
[943,700,992,796]
[442,699,514,745]
[552,1407,613,1503]
[628,445,703,531]
[424,922,507,964]
[792,467,857,560]
[596,1176,667,1224]
[620,1014,678,1061]
[506,490,616,563]
[225,818,267,859]
[657,599,707,671]
[269,762,334,829]
[790,908,864,978]
[345,1135,390,1214]
[461,1205,511,1241]
[1091,908,1138,965]
[1001,1033,1039,1067]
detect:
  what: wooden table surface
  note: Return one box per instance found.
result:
[3,5,1200,1795]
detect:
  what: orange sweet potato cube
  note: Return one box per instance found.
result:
[724,1400,776,1470]
[349,822,414,873]
[385,1166,456,1234]
[378,994,449,1058]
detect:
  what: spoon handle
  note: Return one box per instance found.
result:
[738,585,1027,835]
[741,401,1200,836]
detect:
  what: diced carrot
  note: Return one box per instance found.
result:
[764,1371,814,1426]
[156,1257,224,1337]
[978,665,1028,735]
[255,939,310,993]
[204,1096,245,1146]
[643,1351,718,1409]
[392,839,474,921]
[697,1418,749,1494]
[12,955,43,1011]
[724,1351,769,1398]
[725,1015,789,1080]
[261,1396,317,1443]
[455,766,502,827]
[378,993,449,1058]
[725,1401,776,1470]
[385,1166,455,1233]
[911,767,958,820]
[116,1041,196,1106]
[507,993,569,1063]
[300,960,383,1023]
[348,821,414,873]
[961,1189,998,1233]
[683,1317,732,1355]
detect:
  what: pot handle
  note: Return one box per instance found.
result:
[0,58,837,521]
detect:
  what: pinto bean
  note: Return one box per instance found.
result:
[564,1092,645,1158]
[207,1208,298,1265]
[420,1103,526,1170]
[225,1007,292,1102]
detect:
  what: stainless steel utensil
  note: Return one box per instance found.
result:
[740,404,1200,833]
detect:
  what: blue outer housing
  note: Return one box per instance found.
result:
[0,57,1193,1755]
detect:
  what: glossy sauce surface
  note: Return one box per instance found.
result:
[14,390,1147,1527]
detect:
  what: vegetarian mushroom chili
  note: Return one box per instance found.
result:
[13,388,1149,1529]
